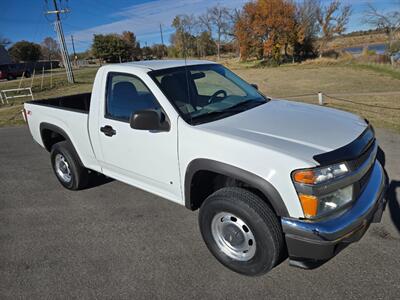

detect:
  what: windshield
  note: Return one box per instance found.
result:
[149,64,268,125]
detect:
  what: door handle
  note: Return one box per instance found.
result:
[100,125,116,137]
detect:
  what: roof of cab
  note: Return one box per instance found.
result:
[121,59,216,70]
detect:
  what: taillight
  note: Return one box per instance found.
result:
[22,108,30,123]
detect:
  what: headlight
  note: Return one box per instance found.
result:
[292,163,353,219]
[293,163,349,185]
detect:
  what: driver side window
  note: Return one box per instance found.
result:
[192,70,246,97]
[106,72,160,121]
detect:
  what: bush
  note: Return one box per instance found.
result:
[321,49,340,59]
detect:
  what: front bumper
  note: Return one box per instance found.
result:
[281,161,388,269]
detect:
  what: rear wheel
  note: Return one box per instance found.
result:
[50,141,89,190]
[199,187,285,276]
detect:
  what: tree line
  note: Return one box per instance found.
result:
[0,37,61,63]
[90,0,353,63]
[168,0,352,63]
[1,0,398,65]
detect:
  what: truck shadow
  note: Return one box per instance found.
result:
[387,180,400,234]
[86,172,114,189]
[377,147,400,234]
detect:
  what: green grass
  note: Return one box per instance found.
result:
[350,63,400,80]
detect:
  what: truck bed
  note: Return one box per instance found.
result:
[24,92,100,173]
[28,93,91,113]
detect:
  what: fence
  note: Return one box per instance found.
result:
[281,91,400,111]
[0,87,34,104]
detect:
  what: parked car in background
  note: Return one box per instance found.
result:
[0,61,60,81]
[0,64,31,80]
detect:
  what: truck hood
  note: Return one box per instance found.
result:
[200,100,368,164]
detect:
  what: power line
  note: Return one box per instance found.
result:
[45,0,75,83]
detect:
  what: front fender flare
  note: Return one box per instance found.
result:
[184,159,289,217]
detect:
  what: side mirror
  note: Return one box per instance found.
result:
[130,110,169,131]
[250,83,258,90]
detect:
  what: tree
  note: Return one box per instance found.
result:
[234,5,256,60]
[364,2,400,65]
[226,9,243,57]
[141,46,153,59]
[0,35,11,47]
[209,6,231,59]
[198,11,213,35]
[171,15,197,57]
[316,0,351,56]
[197,31,216,57]
[234,0,297,62]
[121,31,141,60]
[294,0,320,59]
[9,41,42,62]
[151,44,167,59]
[91,34,130,63]
[41,37,60,60]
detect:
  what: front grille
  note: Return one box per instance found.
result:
[347,141,375,171]
[359,163,374,190]
[347,140,376,200]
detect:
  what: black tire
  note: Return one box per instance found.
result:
[199,187,284,276]
[24,71,31,78]
[50,141,89,190]
[6,74,14,81]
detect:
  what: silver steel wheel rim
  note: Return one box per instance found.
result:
[55,153,72,183]
[211,212,256,261]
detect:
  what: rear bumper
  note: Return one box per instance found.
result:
[281,161,388,269]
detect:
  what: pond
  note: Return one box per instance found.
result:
[344,43,387,54]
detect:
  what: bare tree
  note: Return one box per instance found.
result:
[228,8,243,57]
[209,5,231,59]
[295,0,320,59]
[198,11,213,35]
[41,37,60,60]
[317,0,351,56]
[364,2,400,65]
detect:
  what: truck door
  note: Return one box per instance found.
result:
[96,71,182,203]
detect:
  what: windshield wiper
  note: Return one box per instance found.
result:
[222,98,266,112]
[191,110,234,124]
[191,99,266,124]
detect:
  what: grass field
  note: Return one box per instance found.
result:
[1,61,399,131]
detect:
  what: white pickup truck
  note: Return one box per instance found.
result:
[25,60,388,276]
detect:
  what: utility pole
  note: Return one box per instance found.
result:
[159,23,164,45]
[71,35,77,67]
[46,0,75,83]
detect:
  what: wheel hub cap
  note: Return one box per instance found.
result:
[211,212,256,261]
[55,153,72,183]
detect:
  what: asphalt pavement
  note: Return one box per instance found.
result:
[0,126,399,299]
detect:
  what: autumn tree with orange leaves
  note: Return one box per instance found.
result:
[235,0,297,62]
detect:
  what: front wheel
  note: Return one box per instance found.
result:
[199,187,285,276]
